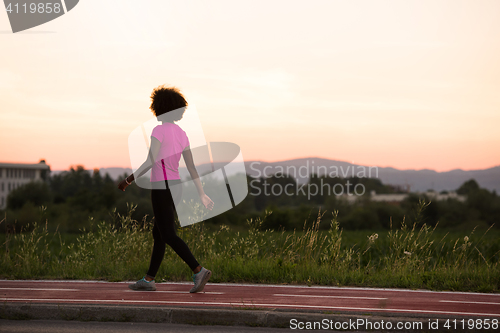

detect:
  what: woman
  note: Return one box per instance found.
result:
[118,85,214,293]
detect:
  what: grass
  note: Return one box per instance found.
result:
[0,201,499,293]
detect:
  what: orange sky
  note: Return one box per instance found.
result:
[1,0,499,172]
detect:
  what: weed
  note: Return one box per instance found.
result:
[0,202,499,292]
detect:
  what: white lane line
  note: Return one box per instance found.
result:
[440,300,500,306]
[274,294,386,300]
[2,298,499,317]
[125,290,224,295]
[0,288,79,291]
[7,281,500,297]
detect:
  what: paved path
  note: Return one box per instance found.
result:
[1,280,499,318]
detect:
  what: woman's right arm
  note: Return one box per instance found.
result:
[182,147,214,210]
[118,137,161,192]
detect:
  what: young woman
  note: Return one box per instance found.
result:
[118,85,214,293]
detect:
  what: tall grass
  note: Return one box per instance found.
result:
[1,201,499,292]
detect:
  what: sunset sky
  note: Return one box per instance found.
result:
[1,0,499,172]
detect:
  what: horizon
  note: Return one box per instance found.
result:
[2,1,500,173]
[42,156,500,174]
[38,156,500,193]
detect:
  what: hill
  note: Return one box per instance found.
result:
[51,158,500,193]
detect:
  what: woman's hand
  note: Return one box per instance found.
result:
[200,194,214,210]
[118,177,132,192]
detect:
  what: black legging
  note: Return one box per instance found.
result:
[146,180,199,278]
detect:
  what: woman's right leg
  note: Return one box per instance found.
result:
[146,221,166,279]
[147,186,200,278]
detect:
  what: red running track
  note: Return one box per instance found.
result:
[1,280,499,318]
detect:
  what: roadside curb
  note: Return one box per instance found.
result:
[0,303,479,332]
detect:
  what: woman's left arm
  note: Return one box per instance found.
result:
[118,137,161,191]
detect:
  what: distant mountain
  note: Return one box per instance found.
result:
[98,167,132,180]
[50,158,500,193]
[242,158,500,193]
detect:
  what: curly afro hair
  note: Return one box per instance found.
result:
[149,85,188,122]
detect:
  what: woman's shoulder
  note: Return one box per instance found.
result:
[170,122,187,134]
[154,122,187,135]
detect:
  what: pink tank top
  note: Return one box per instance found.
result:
[150,122,190,181]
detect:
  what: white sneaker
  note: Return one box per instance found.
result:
[128,277,156,291]
[190,267,211,293]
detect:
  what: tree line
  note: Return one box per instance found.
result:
[2,166,499,232]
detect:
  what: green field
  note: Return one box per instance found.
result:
[1,202,499,293]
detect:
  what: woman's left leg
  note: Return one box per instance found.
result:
[149,185,200,272]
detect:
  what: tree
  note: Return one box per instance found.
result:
[7,181,51,210]
[457,179,480,195]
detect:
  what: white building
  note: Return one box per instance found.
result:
[368,190,466,204]
[421,190,466,203]
[0,161,50,210]
[339,190,466,205]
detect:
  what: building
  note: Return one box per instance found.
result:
[369,192,410,204]
[368,190,466,204]
[0,160,50,210]
[339,190,467,205]
[421,190,466,203]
